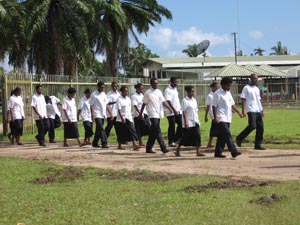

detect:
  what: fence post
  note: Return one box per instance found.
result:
[30,75,34,134]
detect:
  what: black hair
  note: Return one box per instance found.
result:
[150,77,158,84]
[44,95,51,104]
[170,77,178,83]
[210,81,218,88]
[84,88,91,94]
[35,84,42,90]
[220,77,233,86]
[184,85,194,93]
[120,86,128,92]
[67,87,76,94]
[97,81,104,87]
[111,81,118,86]
[14,87,21,94]
[134,83,143,89]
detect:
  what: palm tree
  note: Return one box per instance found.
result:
[182,44,199,57]
[254,47,265,56]
[270,41,289,55]
[97,0,172,78]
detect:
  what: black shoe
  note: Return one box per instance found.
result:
[50,140,56,143]
[236,138,242,147]
[92,144,101,148]
[255,146,266,150]
[169,143,176,147]
[232,151,242,158]
[146,150,156,154]
[102,145,109,149]
[214,154,226,158]
[162,149,169,154]
[39,143,46,147]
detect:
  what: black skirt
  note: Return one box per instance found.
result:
[83,121,94,138]
[134,115,150,138]
[116,120,138,143]
[63,122,80,139]
[14,119,23,136]
[179,124,201,147]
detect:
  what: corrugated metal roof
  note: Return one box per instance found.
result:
[206,64,254,77]
[259,64,287,77]
[243,65,274,76]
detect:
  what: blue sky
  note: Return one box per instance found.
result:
[137,0,300,58]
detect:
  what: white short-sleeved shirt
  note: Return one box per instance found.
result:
[213,88,235,123]
[164,85,181,116]
[181,96,200,127]
[61,96,77,122]
[131,92,147,117]
[89,91,108,119]
[10,95,25,120]
[206,91,214,119]
[240,84,263,113]
[107,90,120,117]
[50,95,61,117]
[31,93,47,120]
[78,96,92,122]
[116,96,133,122]
[143,88,166,119]
[46,103,56,119]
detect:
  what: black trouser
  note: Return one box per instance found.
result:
[167,114,183,144]
[236,112,264,147]
[48,118,55,142]
[215,122,238,156]
[93,118,107,146]
[83,121,94,140]
[146,118,167,152]
[35,118,49,145]
[105,116,116,138]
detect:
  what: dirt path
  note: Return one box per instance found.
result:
[0,141,299,181]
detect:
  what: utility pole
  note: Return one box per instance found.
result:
[232,32,237,64]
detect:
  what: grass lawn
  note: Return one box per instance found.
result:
[0,157,300,225]
[2,108,300,149]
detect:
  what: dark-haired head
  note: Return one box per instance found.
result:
[221,77,233,86]
[35,84,42,90]
[134,83,143,89]
[84,88,91,94]
[14,87,22,96]
[170,77,179,88]
[120,86,128,97]
[67,87,76,95]
[97,81,104,87]
[210,81,218,88]
[45,95,51,104]
[120,86,128,92]
[184,85,195,97]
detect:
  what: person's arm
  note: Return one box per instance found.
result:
[182,111,188,128]
[32,106,43,120]
[77,109,81,121]
[106,104,114,120]
[163,101,172,113]
[241,98,246,117]
[167,100,178,115]
[139,103,146,119]
[232,105,243,118]
[90,105,95,122]
[118,109,125,123]
[204,105,210,122]
[212,106,218,124]
[63,109,71,123]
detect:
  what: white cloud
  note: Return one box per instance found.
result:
[141,26,231,55]
[249,31,264,40]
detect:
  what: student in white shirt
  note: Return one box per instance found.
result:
[204,82,219,148]
[116,86,139,150]
[131,83,150,146]
[31,85,49,146]
[175,86,205,157]
[105,81,120,138]
[236,73,265,150]
[78,88,93,145]
[164,77,183,147]
[7,90,16,144]
[139,78,172,154]
[90,81,113,148]
[50,95,61,128]
[212,77,243,158]
[9,87,25,145]
[61,87,82,147]
[45,95,58,143]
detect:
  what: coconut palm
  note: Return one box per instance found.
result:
[270,41,289,55]
[182,44,199,57]
[97,0,172,78]
[254,47,265,56]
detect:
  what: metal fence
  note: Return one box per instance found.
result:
[1,72,299,135]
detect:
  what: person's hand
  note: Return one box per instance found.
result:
[38,114,43,120]
[68,118,72,124]
[213,118,219,124]
[138,114,144,120]
[174,111,178,116]
[262,111,265,118]
[122,117,125,124]
[204,116,208,123]
[110,115,114,121]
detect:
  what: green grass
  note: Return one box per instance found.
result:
[2,108,300,148]
[0,157,300,225]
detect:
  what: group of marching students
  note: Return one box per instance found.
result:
[6,74,265,158]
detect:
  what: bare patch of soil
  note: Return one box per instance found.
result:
[250,193,287,205]
[183,178,269,192]
[98,169,186,182]
[33,166,84,184]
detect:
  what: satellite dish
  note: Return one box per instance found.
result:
[197,40,210,55]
